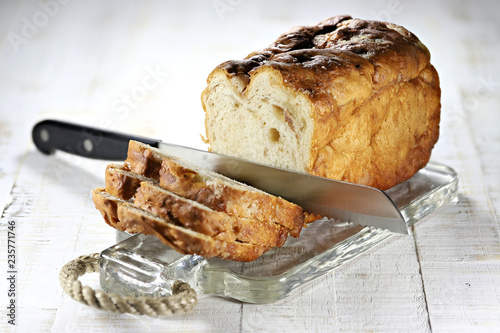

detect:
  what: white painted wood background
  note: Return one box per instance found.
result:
[1,0,499,332]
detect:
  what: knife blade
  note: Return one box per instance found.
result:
[32,119,408,234]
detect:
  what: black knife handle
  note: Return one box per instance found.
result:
[32,119,160,160]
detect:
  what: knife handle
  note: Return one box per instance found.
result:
[32,119,160,160]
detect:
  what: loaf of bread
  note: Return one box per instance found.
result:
[92,141,304,262]
[202,15,440,190]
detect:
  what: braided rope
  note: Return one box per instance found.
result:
[59,253,198,317]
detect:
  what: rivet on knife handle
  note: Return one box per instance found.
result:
[32,119,160,160]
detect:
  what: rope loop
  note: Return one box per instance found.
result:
[59,253,197,317]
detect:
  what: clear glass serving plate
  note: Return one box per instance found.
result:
[99,162,458,304]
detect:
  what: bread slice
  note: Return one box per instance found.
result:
[92,187,193,252]
[135,180,288,247]
[201,15,440,190]
[125,140,304,237]
[118,203,270,262]
[135,180,235,242]
[91,189,271,262]
[105,163,288,247]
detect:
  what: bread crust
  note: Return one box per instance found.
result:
[202,15,440,190]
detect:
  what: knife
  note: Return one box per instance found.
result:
[32,119,408,234]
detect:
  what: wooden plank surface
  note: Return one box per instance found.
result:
[1,0,499,332]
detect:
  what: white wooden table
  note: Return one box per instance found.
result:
[1,1,499,332]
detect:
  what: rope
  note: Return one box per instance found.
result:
[59,253,198,317]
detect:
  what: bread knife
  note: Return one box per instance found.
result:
[32,119,408,234]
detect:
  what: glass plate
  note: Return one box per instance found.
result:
[99,162,458,303]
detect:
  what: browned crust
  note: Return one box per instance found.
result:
[126,140,305,237]
[217,16,430,92]
[203,15,440,190]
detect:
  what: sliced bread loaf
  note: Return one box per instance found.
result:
[125,140,304,237]
[92,190,271,262]
[105,164,288,247]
